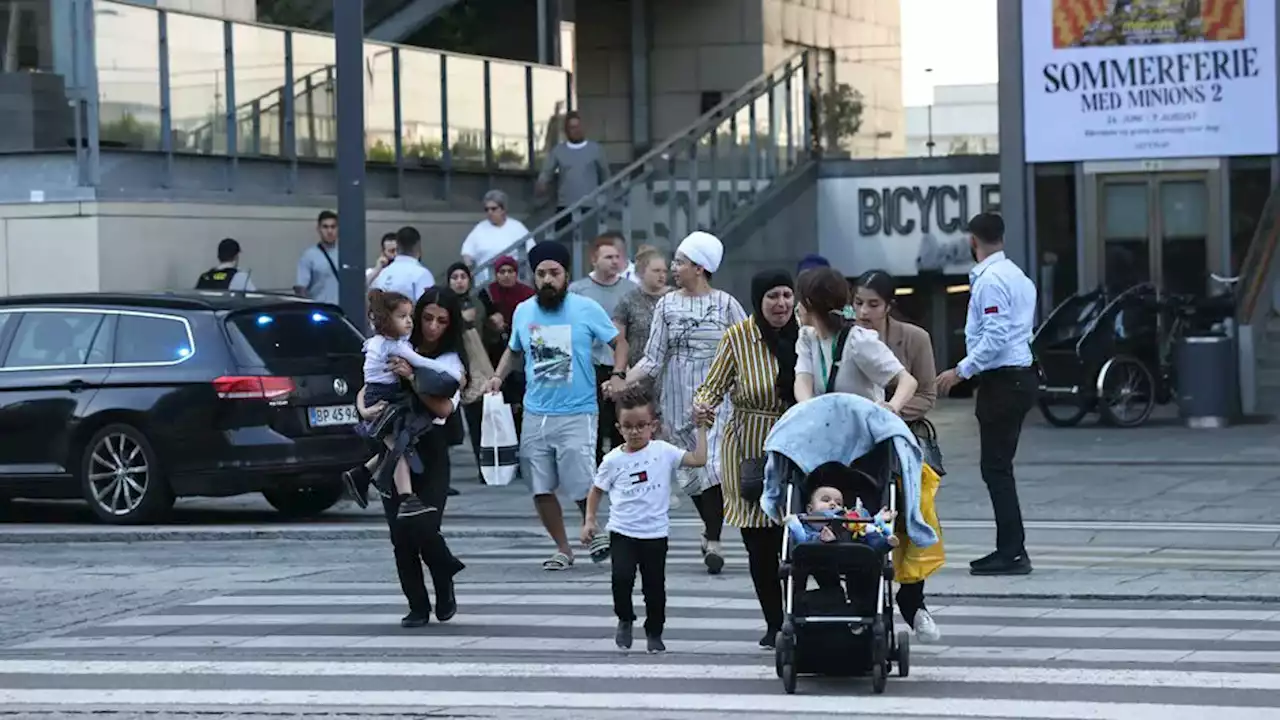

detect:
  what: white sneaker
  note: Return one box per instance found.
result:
[913,608,941,643]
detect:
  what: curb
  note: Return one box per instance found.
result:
[930,592,1280,604]
[0,526,545,544]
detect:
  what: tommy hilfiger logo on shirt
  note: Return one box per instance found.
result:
[629,471,650,485]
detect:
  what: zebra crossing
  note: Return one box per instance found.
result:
[3,539,1280,716]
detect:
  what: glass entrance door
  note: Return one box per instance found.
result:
[1099,173,1216,296]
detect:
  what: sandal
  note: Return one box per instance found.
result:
[542,551,574,571]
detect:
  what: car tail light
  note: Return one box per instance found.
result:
[213,376,296,401]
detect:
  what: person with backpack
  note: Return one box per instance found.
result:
[195,238,256,292]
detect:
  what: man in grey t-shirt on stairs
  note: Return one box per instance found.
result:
[537,111,610,248]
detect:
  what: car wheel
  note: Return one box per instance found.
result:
[80,424,173,525]
[262,481,345,519]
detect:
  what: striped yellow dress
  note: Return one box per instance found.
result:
[694,317,787,529]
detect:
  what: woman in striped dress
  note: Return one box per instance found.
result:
[623,232,745,574]
[693,270,799,649]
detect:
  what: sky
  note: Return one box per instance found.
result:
[900,0,999,107]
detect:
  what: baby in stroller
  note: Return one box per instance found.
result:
[784,484,898,551]
[762,393,940,695]
[341,289,462,519]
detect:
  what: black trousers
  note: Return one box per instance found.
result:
[741,525,784,633]
[462,399,483,469]
[691,484,724,542]
[975,367,1037,558]
[381,431,465,615]
[610,532,668,636]
[593,365,624,465]
[897,581,926,626]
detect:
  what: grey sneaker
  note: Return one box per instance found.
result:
[646,635,666,654]
[615,620,633,650]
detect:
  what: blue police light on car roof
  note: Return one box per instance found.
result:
[256,315,273,326]
[311,312,329,323]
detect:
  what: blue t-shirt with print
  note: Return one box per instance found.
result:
[509,293,618,416]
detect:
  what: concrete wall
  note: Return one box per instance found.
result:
[0,201,479,297]
[155,0,256,22]
[574,0,635,164]
[767,0,904,158]
[573,0,903,163]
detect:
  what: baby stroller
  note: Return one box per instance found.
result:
[762,394,937,695]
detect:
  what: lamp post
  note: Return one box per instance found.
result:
[925,67,935,157]
[334,0,366,324]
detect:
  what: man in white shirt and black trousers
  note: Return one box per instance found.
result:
[936,212,1038,577]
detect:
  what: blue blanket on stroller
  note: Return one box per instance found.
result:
[761,393,938,548]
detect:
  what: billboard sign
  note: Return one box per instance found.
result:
[817,174,1001,278]
[1023,0,1277,162]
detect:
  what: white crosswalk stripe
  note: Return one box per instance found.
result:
[459,535,1280,572]
[3,563,1280,717]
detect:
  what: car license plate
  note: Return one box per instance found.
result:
[308,404,359,427]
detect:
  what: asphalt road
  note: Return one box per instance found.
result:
[3,527,1280,719]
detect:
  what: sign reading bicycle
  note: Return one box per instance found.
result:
[1022,0,1278,162]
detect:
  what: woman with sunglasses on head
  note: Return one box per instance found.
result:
[460,190,533,270]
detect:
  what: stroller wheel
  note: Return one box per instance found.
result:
[781,661,797,695]
[871,619,888,695]
[776,631,795,685]
[871,658,887,694]
[897,631,911,678]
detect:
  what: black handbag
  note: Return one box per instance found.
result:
[909,418,946,476]
[738,456,766,503]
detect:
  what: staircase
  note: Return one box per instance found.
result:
[1236,180,1280,417]
[472,50,818,287]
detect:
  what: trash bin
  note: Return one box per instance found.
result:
[1175,333,1238,428]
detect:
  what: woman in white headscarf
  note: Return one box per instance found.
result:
[622,231,746,574]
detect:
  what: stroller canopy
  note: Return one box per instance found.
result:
[762,393,938,548]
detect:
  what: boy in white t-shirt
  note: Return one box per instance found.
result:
[582,387,708,653]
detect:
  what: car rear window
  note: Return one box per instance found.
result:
[225,307,364,369]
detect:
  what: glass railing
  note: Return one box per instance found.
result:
[90,0,571,172]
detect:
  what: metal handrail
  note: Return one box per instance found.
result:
[472,49,812,279]
[1237,184,1280,323]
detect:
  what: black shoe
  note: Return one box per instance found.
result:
[970,553,1033,576]
[615,620,634,649]
[646,635,666,654]
[434,580,457,623]
[969,550,1003,569]
[341,466,371,509]
[400,611,429,628]
[447,486,460,496]
[759,630,778,650]
[397,495,435,520]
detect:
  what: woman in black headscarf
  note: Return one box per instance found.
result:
[693,269,799,649]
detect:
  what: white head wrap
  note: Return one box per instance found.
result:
[676,231,724,273]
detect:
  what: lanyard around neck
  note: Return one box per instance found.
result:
[815,334,839,390]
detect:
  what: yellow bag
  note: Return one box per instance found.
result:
[893,462,945,584]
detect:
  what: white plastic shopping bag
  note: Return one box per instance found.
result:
[480,393,519,486]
